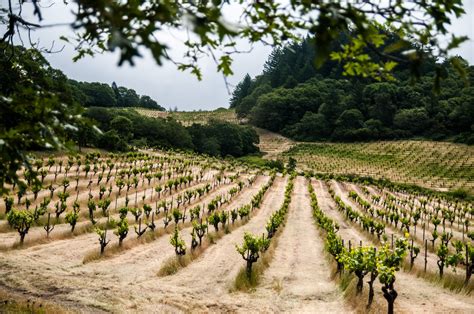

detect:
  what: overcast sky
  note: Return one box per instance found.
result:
[3,1,474,111]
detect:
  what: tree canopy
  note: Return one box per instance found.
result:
[70,80,165,110]
[0,43,81,194]
[81,108,259,157]
[231,36,474,143]
[0,43,163,193]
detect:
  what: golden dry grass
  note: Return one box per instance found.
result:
[232,222,283,292]
[157,216,254,276]
[0,288,67,314]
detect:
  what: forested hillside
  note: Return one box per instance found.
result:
[231,36,474,144]
[0,44,258,158]
[79,107,259,157]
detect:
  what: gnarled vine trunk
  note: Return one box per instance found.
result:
[382,280,397,314]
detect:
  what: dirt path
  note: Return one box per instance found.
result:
[252,176,351,313]
[255,127,295,160]
[314,180,474,313]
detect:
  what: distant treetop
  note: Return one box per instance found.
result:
[69,79,165,110]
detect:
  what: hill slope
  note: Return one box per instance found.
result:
[285,140,474,193]
[230,36,474,144]
[134,108,238,126]
[135,108,473,193]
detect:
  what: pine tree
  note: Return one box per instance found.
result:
[230,74,253,108]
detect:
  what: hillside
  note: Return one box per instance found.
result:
[256,128,473,194]
[285,140,474,194]
[135,108,473,194]
[137,109,474,194]
[230,36,474,144]
[254,127,295,160]
[134,108,239,126]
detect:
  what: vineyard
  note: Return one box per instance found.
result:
[2,0,474,312]
[0,149,473,313]
[133,108,239,126]
[285,141,474,193]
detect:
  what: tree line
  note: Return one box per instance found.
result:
[230,36,474,144]
[69,80,165,110]
[74,107,259,158]
[0,44,258,166]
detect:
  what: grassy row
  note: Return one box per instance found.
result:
[328,182,474,294]
[157,173,277,276]
[307,180,388,313]
[233,174,295,291]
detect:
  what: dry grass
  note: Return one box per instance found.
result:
[81,182,241,264]
[134,108,239,126]
[321,242,386,314]
[339,273,386,314]
[82,222,181,264]
[157,230,219,277]
[157,254,194,276]
[403,261,474,294]
[0,223,10,233]
[232,224,282,292]
[0,288,66,314]
[155,180,269,277]
[232,178,292,292]
[157,219,250,277]
[230,178,291,292]
[270,278,283,294]
[80,181,242,263]
[233,264,261,292]
[254,127,295,160]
